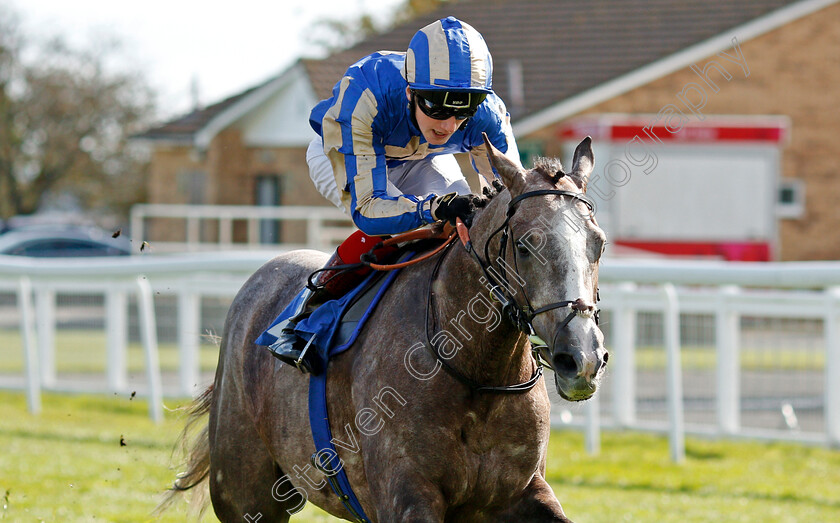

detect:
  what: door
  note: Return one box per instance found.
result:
[256,175,282,244]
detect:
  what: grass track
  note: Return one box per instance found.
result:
[1,391,839,522]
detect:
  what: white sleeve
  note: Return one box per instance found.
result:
[306,137,344,209]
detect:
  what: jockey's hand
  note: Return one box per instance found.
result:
[477,179,505,207]
[432,192,479,226]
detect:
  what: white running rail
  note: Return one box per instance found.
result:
[1,253,838,450]
[130,204,355,253]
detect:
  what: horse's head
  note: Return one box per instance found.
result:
[478,135,607,401]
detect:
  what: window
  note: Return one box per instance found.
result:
[177,170,206,204]
[256,175,283,244]
[776,179,804,218]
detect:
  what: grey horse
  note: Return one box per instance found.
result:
[162,136,608,522]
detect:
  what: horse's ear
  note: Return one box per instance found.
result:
[482,132,525,190]
[569,136,594,191]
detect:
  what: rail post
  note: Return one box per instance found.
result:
[178,288,201,396]
[105,288,129,393]
[35,286,56,387]
[825,287,840,446]
[307,216,324,250]
[186,216,200,251]
[136,276,163,423]
[611,282,637,427]
[18,276,41,414]
[585,394,601,455]
[662,283,685,463]
[716,285,741,435]
[130,205,144,251]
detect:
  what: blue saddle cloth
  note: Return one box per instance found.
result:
[255,252,411,370]
[254,254,414,523]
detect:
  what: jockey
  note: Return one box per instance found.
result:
[267,16,522,372]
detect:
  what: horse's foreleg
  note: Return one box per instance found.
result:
[370,472,446,523]
[492,474,573,523]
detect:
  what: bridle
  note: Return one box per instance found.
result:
[478,189,600,334]
[425,188,601,394]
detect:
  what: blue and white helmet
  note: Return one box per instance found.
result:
[405,16,493,93]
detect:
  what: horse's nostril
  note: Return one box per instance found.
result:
[552,352,578,377]
[572,298,594,313]
[594,350,609,375]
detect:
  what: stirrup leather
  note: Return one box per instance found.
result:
[294,333,317,372]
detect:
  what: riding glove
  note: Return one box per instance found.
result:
[432,192,479,226]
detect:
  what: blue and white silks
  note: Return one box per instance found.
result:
[309,30,519,235]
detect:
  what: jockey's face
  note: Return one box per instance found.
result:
[407,87,466,145]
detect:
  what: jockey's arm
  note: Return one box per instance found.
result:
[344,155,436,236]
[320,83,436,236]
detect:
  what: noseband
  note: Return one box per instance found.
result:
[425,188,600,394]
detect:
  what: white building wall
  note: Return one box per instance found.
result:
[612,144,778,241]
[238,72,319,147]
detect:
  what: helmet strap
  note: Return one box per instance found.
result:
[408,91,419,130]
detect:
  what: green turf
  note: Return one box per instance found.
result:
[1,391,838,522]
[628,345,823,371]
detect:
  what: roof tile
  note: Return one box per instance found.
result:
[142,0,802,139]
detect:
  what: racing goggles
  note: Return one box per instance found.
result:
[412,89,487,120]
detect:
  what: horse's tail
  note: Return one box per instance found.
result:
[155,384,214,519]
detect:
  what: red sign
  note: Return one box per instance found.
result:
[615,240,772,261]
[559,116,788,144]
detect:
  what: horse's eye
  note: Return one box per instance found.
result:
[591,232,607,262]
[516,241,531,257]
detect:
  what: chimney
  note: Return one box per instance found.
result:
[190,75,201,112]
[507,59,525,117]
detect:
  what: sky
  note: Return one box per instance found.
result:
[7,0,406,118]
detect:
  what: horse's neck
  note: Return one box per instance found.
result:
[433,199,534,385]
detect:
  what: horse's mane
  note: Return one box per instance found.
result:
[532,156,567,185]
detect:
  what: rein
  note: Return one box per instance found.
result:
[425,239,544,394]
[306,225,456,289]
[366,230,457,270]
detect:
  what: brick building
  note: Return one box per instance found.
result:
[137,0,839,260]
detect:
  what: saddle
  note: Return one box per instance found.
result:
[292,251,412,371]
[255,223,455,371]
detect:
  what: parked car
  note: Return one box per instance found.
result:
[0,225,132,257]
